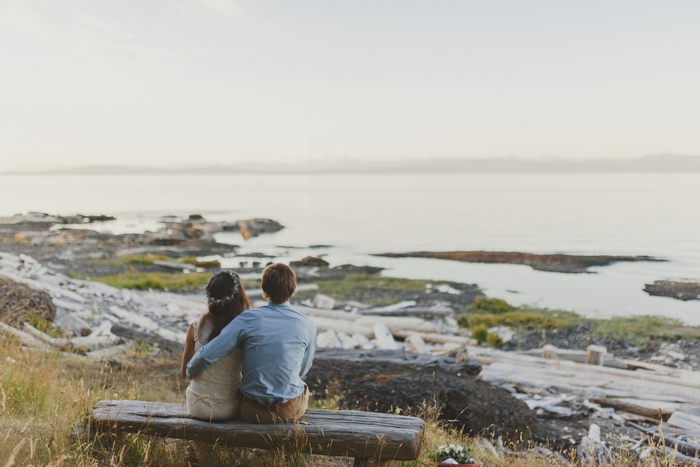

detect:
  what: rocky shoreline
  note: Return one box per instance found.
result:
[2,212,700,463]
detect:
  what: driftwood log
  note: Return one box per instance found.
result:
[523,346,628,369]
[480,358,700,418]
[110,324,185,354]
[629,422,700,458]
[89,400,424,466]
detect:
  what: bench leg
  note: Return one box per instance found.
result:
[70,420,96,443]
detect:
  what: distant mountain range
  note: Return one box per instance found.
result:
[5,154,700,175]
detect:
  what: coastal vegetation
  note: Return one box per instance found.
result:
[0,337,558,467]
[2,263,698,464]
[310,274,475,307]
[460,297,700,345]
[79,271,212,291]
[0,336,686,466]
[316,274,440,300]
[108,254,221,269]
[77,267,700,347]
[79,267,700,346]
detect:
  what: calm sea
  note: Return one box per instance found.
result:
[1,174,699,323]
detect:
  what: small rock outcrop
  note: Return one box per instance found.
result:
[644,280,700,301]
[376,251,665,274]
[0,276,56,326]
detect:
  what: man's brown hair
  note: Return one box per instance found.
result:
[261,263,297,304]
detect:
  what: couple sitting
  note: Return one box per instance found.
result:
[181,263,316,423]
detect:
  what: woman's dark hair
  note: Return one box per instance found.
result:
[201,271,250,343]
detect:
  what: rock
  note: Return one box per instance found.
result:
[448,344,469,364]
[292,263,385,281]
[376,251,665,274]
[0,212,115,231]
[306,358,535,439]
[290,256,330,268]
[238,218,284,240]
[644,280,700,301]
[0,276,56,326]
[330,264,383,275]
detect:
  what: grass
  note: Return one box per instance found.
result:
[0,336,185,467]
[181,257,221,268]
[314,275,460,302]
[107,254,221,269]
[0,335,689,466]
[85,271,211,291]
[459,297,700,345]
[27,314,65,338]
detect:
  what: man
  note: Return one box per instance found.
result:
[187,263,316,423]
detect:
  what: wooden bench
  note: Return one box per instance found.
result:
[86,400,425,466]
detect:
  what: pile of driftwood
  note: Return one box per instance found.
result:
[0,253,473,360]
[0,252,192,358]
[0,253,475,358]
[304,294,474,354]
[473,345,700,464]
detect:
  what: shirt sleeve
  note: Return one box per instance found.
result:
[299,321,316,377]
[186,317,246,379]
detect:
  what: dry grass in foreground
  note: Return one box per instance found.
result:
[0,337,692,466]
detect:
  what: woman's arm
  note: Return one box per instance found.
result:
[186,315,246,379]
[180,323,196,379]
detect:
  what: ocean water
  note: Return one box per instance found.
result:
[1,173,699,323]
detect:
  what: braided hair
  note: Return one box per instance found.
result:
[200,270,250,342]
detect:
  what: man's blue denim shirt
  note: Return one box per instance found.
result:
[186,301,316,406]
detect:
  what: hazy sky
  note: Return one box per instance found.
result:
[1,0,699,170]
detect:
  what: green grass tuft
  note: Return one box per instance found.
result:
[486,331,504,348]
[106,254,221,269]
[594,315,700,344]
[181,256,221,268]
[471,324,488,344]
[468,296,514,314]
[108,254,171,266]
[88,271,211,291]
[459,298,700,345]
[459,310,573,330]
[27,314,63,338]
[314,274,462,302]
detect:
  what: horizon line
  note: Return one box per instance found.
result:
[4,154,700,176]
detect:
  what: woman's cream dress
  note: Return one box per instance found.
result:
[186,318,243,421]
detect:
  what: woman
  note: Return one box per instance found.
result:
[181,270,249,421]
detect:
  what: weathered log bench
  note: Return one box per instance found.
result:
[86,400,424,466]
